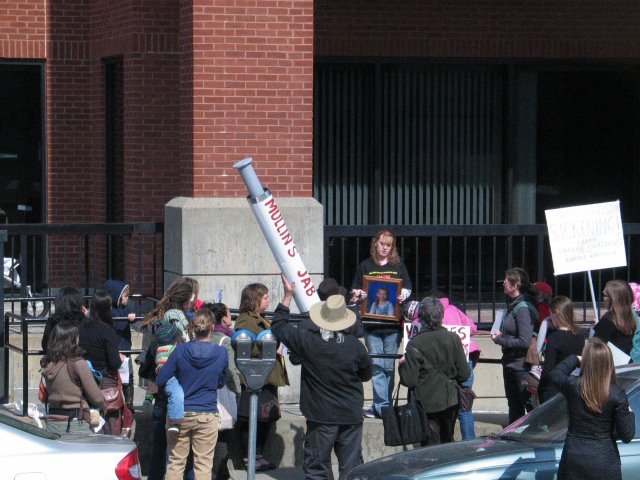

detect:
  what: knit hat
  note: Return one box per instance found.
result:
[154,320,181,344]
[309,295,356,332]
[534,282,553,296]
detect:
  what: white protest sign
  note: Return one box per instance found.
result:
[445,325,471,360]
[545,201,626,275]
[402,322,421,353]
[402,322,470,360]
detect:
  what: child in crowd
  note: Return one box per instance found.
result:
[105,279,137,409]
[140,277,194,406]
[154,318,185,433]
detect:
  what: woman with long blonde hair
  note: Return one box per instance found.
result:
[537,296,585,403]
[551,338,634,480]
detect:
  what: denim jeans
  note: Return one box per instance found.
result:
[458,360,476,440]
[365,331,400,417]
[165,376,185,422]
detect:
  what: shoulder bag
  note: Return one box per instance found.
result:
[38,377,48,405]
[101,376,126,414]
[217,336,238,430]
[410,346,476,412]
[382,384,431,446]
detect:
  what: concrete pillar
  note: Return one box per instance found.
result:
[163,197,324,402]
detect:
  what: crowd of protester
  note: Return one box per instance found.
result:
[37,229,639,479]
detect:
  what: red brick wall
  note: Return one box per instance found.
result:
[0,0,46,58]
[315,0,640,59]
[186,0,315,198]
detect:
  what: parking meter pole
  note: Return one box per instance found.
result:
[232,329,278,480]
[247,391,259,480]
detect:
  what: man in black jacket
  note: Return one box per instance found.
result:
[271,275,372,480]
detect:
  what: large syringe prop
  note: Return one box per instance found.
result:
[234,158,320,312]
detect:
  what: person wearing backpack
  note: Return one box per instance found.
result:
[492,267,538,424]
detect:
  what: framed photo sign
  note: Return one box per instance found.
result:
[361,275,403,321]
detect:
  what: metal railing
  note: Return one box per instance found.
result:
[3,293,153,416]
[325,223,640,323]
[2,222,164,301]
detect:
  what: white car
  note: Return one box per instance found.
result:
[0,411,141,480]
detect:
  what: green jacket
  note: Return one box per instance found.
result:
[399,326,470,413]
[235,311,289,388]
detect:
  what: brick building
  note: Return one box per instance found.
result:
[2,1,640,292]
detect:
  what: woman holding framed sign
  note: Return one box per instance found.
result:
[351,228,412,418]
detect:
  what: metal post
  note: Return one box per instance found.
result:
[22,314,28,416]
[247,391,259,480]
[0,230,7,403]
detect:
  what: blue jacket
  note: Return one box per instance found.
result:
[156,340,228,413]
[105,279,132,351]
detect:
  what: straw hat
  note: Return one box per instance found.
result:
[309,294,356,332]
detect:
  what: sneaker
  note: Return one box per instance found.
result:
[363,407,376,418]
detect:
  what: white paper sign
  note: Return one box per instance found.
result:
[491,310,505,335]
[607,341,631,366]
[444,325,471,360]
[545,201,626,275]
[402,322,470,360]
[402,322,421,353]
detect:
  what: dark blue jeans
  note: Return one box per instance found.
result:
[148,402,168,480]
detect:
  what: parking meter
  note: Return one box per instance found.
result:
[231,329,278,479]
[232,329,278,391]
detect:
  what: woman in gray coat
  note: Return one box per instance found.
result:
[399,297,470,444]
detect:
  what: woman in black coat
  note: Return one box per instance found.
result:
[538,296,585,403]
[550,338,635,480]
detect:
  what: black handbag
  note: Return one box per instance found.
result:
[382,384,431,446]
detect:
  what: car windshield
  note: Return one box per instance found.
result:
[497,369,640,444]
[0,411,59,440]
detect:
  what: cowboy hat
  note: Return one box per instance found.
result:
[309,294,356,332]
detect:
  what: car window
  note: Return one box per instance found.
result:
[499,394,568,443]
[498,371,640,444]
[0,411,59,440]
[626,386,640,439]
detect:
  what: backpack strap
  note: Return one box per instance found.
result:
[66,358,90,415]
[512,301,539,323]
